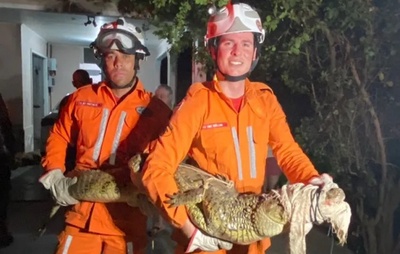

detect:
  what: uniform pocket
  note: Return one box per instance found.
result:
[75,106,108,151]
[198,128,231,173]
[199,128,230,150]
[75,105,103,121]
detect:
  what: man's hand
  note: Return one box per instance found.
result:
[39,169,79,206]
[309,173,333,188]
[186,228,232,253]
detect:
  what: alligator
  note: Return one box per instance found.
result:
[38,154,351,254]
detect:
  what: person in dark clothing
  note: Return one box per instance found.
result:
[0,93,15,248]
[58,69,92,172]
[58,69,93,114]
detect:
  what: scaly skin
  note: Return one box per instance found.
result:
[49,155,350,253]
[64,155,288,244]
[56,155,349,251]
[129,155,289,245]
[166,163,288,244]
[67,169,141,205]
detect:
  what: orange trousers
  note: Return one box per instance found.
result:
[55,225,146,254]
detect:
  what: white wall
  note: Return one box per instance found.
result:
[21,24,47,151]
[139,45,160,93]
[50,44,84,109]
[155,39,169,60]
[139,40,177,106]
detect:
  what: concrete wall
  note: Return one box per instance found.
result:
[50,44,84,109]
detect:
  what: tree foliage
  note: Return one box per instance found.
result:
[102,0,400,253]
[261,1,400,253]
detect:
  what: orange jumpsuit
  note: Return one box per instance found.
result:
[139,78,319,254]
[42,80,171,254]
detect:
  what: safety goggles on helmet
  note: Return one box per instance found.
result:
[205,2,265,46]
[95,29,150,56]
[93,17,150,58]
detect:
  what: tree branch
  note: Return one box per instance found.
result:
[347,42,388,225]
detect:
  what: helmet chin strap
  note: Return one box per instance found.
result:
[218,69,248,82]
[217,57,259,82]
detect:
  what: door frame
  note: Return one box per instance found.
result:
[31,50,48,150]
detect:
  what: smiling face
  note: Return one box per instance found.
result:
[104,50,136,87]
[214,32,256,77]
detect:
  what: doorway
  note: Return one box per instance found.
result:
[176,46,192,104]
[32,53,47,150]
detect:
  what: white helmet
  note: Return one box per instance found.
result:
[205,2,265,46]
[92,17,150,59]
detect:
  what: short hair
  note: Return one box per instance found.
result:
[73,69,91,82]
[156,84,173,95]
[72,69,92,89]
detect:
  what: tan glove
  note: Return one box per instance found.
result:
[186,228,233,253]
[39,169,79,206]
[309,173,334,188]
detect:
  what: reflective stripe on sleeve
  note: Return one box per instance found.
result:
[61,235,73,254]
[109,111,127,165]
[231,127,243,180]
[246,126,257,179]
[92,108,110,162]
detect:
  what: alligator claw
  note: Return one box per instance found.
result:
[165,193,181,207]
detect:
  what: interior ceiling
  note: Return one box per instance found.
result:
[0,7,161,48]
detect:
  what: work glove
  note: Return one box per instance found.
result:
[186,228,233,253]
[39,169,79,206]
[308,173,334,188]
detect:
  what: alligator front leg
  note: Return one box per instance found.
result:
[165,188,205,207]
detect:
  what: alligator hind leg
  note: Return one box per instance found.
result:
[165,188,205,207]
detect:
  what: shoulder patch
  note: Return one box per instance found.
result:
[136,106,146,114]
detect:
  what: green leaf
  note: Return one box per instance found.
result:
[378,72,385,81]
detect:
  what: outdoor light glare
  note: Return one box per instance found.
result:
[207,4,217,15]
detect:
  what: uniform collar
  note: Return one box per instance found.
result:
[212,75,271,97]
[97,79,146,96]
[212,75,272,118]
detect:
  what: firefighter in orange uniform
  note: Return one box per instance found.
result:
[40,17,170,254]
[137,2,333,254]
